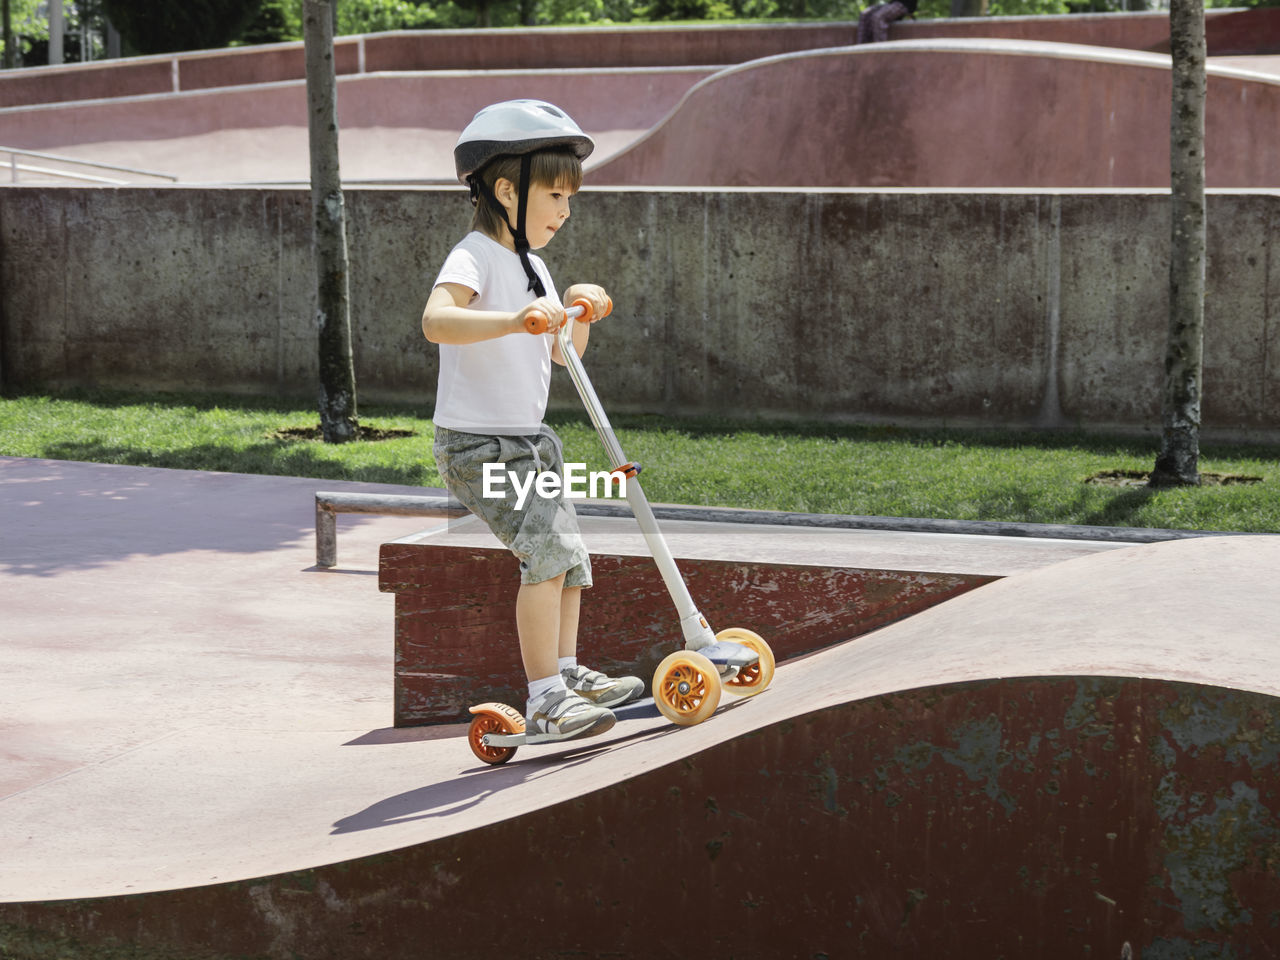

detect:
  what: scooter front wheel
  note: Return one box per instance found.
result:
[718,627,776,697]
[653,650,722,726]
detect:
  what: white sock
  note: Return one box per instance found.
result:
[558,656,578,674]
[527,674,566,705]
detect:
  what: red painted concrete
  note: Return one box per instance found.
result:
[381,516,1008,724]
[588,41,1280,189]
[16,42,1276,188]
[5,11,1277,112]
[360,22,857,71]
[6,33,1279,186]
[0,23,851,110]
[0,69,713,182]
[174,40,362,92]
[0,57,173,109]
[1,460,1276,957]
[899,7,1280,56]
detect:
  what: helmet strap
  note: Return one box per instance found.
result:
[467,155,546,298]
[511,154,547,297]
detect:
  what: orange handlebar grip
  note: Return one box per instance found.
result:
[525,311,549,335]
[570,297,594,323]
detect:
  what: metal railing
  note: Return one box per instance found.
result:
[2,146,177,184]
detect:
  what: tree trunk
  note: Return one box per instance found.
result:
[2,0,12,69]
[950,0,988,17]
[303,0,358,444]
[50,0,64,64]
[1150,0,1206,488]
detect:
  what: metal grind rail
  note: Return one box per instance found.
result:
[2,145,177,184]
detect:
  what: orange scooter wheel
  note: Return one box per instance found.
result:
[718,627,776,698]
[653,650,722,726]
[467,703,524,765]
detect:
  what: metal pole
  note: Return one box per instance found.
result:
[49,0,63,64]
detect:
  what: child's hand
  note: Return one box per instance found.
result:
[515,296,567,335]
[564,284,613,323]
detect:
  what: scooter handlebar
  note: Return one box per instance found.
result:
[523,296,613,335]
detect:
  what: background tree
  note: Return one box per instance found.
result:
[1150,0,1207,487]
[303,0,359,443]
[3,0,13,68]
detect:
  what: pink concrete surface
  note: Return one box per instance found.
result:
[0,23,853,109]
[0,68,714,183]
[5,39,1276,187]
[588,40,1280,189]
[3,454,1278,957]
[4,11,1275,112]
[1,454,1125,902]
[899,6,1280,56]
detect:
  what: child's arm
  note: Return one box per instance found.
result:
[553,283,611,365]
[422,283,565,345]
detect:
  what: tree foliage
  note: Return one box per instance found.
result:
[12,0,1276,58]
[101,0,264,54]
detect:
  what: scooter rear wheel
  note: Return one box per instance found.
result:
[718,627,776,697]
[468,707,521,765]
[653,650,722,726]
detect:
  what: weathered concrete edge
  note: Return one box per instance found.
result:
[321,490,1256,545]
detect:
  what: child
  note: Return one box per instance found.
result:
[422,100,644,744]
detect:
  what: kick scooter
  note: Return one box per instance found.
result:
[467,298,776,765]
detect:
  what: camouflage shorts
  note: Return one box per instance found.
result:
[433,424,592,588]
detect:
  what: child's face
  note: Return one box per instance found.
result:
[497,178,574,251]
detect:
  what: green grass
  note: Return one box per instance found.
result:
[2,388,1278,533]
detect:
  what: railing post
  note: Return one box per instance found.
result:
[315,496,337,568]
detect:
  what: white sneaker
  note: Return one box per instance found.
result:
[525,688,616,744]
[562,664,646,708]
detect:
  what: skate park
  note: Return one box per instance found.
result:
[4,10,1280,959]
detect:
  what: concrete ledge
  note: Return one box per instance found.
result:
[377,512,1128,725]
[318,489,1241,567]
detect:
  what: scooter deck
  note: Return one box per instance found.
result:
[478,696,661,749]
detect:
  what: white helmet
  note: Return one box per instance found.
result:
[453,99,595,184]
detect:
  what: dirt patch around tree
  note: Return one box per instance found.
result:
[1085,469,1262,487]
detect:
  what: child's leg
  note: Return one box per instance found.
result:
[558,585,582,659]
[516,572,567,682]
[435,427,615,742]
[518,574,616,742]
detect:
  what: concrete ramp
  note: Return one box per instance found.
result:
[0,68,713,184]
[2,455,1276,960]
[588,40,1280,188]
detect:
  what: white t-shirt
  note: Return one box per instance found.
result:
[431,231,561,436]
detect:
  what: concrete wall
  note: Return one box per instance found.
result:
[901,6,1280,56]
[2,186,1277,440]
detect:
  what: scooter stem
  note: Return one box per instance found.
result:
[554,308,717,651]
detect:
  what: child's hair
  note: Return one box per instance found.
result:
[470,147,584,238]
